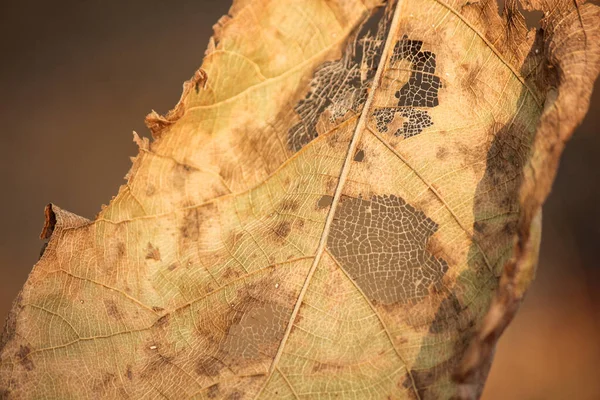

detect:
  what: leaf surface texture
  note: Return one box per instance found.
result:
[1,0,599,399]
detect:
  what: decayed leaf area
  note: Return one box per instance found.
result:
[1,0,598,399]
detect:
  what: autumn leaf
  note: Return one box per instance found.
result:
[1,0,599,399]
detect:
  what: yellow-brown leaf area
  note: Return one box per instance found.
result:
[1,0,599,399]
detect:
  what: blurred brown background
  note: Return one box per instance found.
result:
[0,1,598,398]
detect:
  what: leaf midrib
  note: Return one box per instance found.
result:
[255,1,421,398]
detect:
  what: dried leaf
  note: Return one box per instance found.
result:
[1,0,599,399]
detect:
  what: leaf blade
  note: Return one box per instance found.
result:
[2,1,599,399]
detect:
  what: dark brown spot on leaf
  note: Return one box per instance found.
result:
[16,345,34,371]
[461,65,481,93]
[117,242,126,258]
[0,294,21,351]
[312,361,344,373]
[145,242,161,261]
[146,184,156,197]
[354,149,365,162]
[273,221,291,240]
[92,372,116,394]
[503,221,517,235]
[154,315,170,328]
[279,199,300,212]
[172,163,193,190]
[196,356,226,377]
[429,294,462,333]
[436,147,448,160]
[290,313,303,335]
[473,221,487,234]
[104,300,123,320]
[222,267,242,281]
[317,195,334,209]
[180,209,200,240]
[207,384,219,398]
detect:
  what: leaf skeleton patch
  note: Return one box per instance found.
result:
[288,7,442,152]
[328,194,448,305]
[287,6,391,152]
[373,36,442,138]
